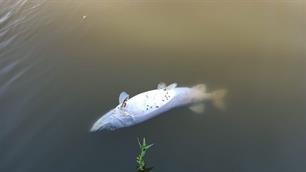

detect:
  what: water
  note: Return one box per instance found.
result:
[0,0,305,172]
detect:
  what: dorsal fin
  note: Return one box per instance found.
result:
[167,83,177,89]
[192,84,206,92]
[157,82,167,89]
[119,91,129,103]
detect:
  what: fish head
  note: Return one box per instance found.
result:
[90,107,135,132]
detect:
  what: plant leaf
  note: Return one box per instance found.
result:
[145,143,154,149]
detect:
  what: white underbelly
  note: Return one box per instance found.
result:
[124,87,192,124]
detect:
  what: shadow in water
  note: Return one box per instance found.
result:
[137,166,154,172]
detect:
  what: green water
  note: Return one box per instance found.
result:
[0,0,305,172]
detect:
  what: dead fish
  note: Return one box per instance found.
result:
[90,82,226,131]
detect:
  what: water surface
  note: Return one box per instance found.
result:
[0,0,305,172]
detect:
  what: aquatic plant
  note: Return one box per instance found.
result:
[136,137,154,171]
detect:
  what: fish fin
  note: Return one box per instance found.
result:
[157,82,167,89]
[189,103,205,114]
[190,84,207,101]
[192,84,206,93]
[119,91,129,103]
[211,89,227,110]
[167,82,177,89]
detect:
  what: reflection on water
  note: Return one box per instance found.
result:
[0,0,305,172]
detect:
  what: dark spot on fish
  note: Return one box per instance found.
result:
[163,88,166,91]
[150,106,153,108]
[146,108,148,110]
[156,106,159,108]
[162,100,164,101]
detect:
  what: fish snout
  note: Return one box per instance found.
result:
[90,111,122,132]
[90,121,109,132]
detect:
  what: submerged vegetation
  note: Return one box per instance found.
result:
[136,138,154,171]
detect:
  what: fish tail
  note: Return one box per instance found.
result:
[191,84,227,110]
[211,89,227,110]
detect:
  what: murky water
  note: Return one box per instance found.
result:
[0,0,305,172]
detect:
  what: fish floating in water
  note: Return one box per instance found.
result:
[90,82,226,131]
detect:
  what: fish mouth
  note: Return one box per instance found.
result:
[90,109,126,132]
[90,122,117,132]
[90,122,106,132]
[90,111,114,132]
[90,120,113,132]
[90,108,133,132]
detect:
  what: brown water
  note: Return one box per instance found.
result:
[0,0,305,172]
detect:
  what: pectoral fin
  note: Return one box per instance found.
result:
[119,91,129,103]
[189,103,205,114]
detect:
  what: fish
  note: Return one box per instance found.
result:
[90,82,226,132]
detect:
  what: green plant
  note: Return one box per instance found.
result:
[136,137,154,171]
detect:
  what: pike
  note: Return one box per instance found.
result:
[90,82,226,131]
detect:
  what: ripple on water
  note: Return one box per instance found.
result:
[0,0,45,50]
